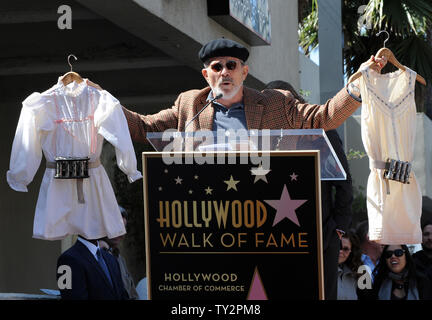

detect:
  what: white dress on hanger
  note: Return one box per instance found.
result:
[359,66,422,244]
[7,78,142,240]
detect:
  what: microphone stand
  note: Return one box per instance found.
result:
[181,93,223,151]
[184,93,223,131]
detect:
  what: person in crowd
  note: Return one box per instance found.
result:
[413,220,432,284]
[136,277,149,300]
[264,81,306,102]
[367,244,432,300]
[88,38,386,142]
[100,206,139,300]
[263,80,354,300]
[56,235,129,300]
[355,220,383,282]
[337,230,363,300]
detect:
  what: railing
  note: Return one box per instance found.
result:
[0,293,60,300]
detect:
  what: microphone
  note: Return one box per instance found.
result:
[184,93,223,131]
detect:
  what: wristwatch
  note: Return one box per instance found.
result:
[346,82,362,102]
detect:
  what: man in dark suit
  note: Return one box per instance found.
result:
[57,236,129,300]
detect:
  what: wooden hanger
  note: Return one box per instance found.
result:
[61,54,84,85]
[347,31,426,86]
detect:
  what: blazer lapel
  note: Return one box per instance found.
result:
[197,88,215,131]
[243,87,264,129]
[75,241,116,294]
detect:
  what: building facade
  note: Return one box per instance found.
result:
[0,0,299,294]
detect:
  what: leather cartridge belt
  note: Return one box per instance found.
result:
[46,157,101,203]
[370,158,412,195]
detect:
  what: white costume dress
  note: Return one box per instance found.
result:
[7,79,142,240]
[359,66,422,244]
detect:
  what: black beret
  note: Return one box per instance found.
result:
[198,38,249,63]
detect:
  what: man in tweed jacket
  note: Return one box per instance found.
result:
[119,38,385,143]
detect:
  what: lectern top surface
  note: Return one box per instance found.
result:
[146,129,347,180]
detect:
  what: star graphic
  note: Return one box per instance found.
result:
[250,165,271,183]
[174,176,183,184]
[158,186,163,191]
[264,185,307,227]
[164,169,168,174]
[194,175,199,180]
[188,189,193,194]
[224,175,240,191]
[247,267,268,300]
[290,172,298,181]
[205,186,213,195]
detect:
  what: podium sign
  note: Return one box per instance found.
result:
[142,151,324,300]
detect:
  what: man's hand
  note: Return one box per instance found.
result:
[359,55,388,74]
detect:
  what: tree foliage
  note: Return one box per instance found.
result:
[298,0,432,113]
[298,0,432,83]
[298,0,318,56]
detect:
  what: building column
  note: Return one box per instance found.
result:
[317,0,344,140]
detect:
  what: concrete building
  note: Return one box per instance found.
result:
[0,0,300,295]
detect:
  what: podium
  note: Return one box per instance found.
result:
[142,129,345,300]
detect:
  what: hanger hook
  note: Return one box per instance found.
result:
[67,54,78,72]
[376,30,390,48]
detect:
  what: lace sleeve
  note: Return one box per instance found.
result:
[7,93,45,191]
[95,90,143,183]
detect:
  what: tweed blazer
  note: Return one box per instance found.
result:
[123,86,360,144]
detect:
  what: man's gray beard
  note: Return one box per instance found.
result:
[212,83,242,101]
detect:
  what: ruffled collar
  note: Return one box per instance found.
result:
[57,76,87,97]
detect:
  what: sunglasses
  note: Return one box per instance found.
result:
[209,60,242,72]
[384,249,405,259]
